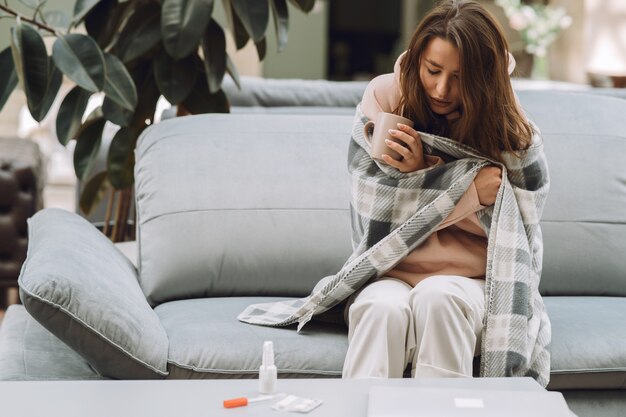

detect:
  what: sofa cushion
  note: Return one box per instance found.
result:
[540,130,626,296]
[154,297,347,378]
[561,390,626,417]
[135,114,354,305]
[0,305,103,380]
[18,208,169,379]
[517,91,626,296]
[545,296,626,390]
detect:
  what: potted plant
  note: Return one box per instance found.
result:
[0,0,316,241]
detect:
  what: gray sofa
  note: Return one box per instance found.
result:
[0,83,625,417]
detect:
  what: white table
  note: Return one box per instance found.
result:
[0,377,563,416]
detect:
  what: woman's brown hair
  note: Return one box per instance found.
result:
[397,0,533,162]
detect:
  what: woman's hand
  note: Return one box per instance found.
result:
[474,166,502,206]
[381,123,426,172]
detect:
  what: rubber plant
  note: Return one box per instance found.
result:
[0,0,316,241]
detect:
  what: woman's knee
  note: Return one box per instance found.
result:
[349,293,411,326]
[409,276,483,317]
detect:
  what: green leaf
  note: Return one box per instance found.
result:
[231,0,269,43]
[270,0,288,53]
[57,86,91,146]
[85,0,129,49]
[201,19,226,94]
[133,69,161,126]
[153,50,197,104]
[182,75,229,114]
[255,37,266,61]
[19,0,41,8]
[44,10,71,29]
[102,95,133,126]
[30,58,62,122]
[74,117,106,181]
[73,0,102,24]
[11,23,49,117]
[116,2,161,62]
[225,53,241,89]
[11,23,62,122]
[52,34,105,92]
[103,60,161,127]
[107,126,140,189]
[288,0,314,13]
[102,53,137,111]
[130,64,161,125]
[161,0,214,60]
[0,47,18,113]
[225,1,250,50]
[79,171,110,216]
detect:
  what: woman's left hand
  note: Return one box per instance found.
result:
[381,123,425,172]
[474,166,502,206]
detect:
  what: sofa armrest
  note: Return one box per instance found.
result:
[18,208,169,379]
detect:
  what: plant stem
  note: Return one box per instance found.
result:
[111,190,124,243]
[119,187,132,242]
[113,187,131,242]
[103,188,115,238]
[0,4,56,34]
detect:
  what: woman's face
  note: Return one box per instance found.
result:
[419,37,461,117]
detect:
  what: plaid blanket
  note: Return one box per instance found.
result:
[238,106,551,386]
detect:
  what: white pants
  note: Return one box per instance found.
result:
[342,276,485,379]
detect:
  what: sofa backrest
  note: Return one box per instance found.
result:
[222,76,368,114]
[135,91,626,306]
[518,91,626,296]
[135,114,354,305]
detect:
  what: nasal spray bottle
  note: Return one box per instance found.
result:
[259,341,277,394]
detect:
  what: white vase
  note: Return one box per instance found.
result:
[531,55,549,80]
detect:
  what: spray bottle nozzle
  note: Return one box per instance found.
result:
[262,341,275,367]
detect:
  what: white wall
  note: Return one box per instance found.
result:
[263,1,328,79]
[217,0,329,79]
[548,0,586,83]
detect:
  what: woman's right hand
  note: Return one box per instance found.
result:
[381,123,426,172]
[474,166,502,206]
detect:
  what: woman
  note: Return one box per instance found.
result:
[342,0,543,379]
[239,0,550,387]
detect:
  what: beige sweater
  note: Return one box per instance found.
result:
[361,55,487,286]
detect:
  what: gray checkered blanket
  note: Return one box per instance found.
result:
[238,106,551,386]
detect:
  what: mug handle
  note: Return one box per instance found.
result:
[363,121,375,147]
